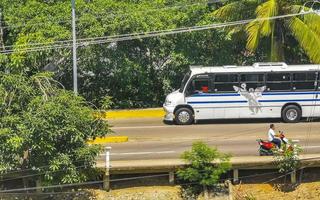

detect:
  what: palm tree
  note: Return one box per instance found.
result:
[212,0,320,63]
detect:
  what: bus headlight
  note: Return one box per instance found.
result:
[165,100,173,106]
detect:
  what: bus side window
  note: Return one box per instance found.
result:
[186,75,210,96]
[266,73,291,91]
[292,72,317,90]
[240,74,265,89]
[214,74,239,92]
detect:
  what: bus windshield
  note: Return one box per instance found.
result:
[179,71,191,92]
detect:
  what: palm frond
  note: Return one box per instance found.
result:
[256,0,278,36]
[245,20,261,51]
[285,5,303,14]
[288,17,320,63]
[303,13,320,36]
[212,1,245,20]
[286,4,320,36]
[212,0,257,21]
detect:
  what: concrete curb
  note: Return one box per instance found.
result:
[105,108,164,119]
[87,136,128,144]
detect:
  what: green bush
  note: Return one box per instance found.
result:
[273,141,302,174]
[0,73,110,186]
[177,141,231,198]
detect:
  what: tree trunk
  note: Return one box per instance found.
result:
[270,21,285,62]
[203,185,209,200]
[21,149,30,190]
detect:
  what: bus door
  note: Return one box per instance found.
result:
[213,73,240,119]
[185,74,214,120]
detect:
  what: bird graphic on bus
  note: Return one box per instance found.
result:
[233,83,266,114]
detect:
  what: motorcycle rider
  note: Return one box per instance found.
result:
[268,124,282,149]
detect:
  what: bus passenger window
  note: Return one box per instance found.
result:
[292,72,317,90]
[267,73,290,81]
[266,73,291,91]
[240,74,265,89]
[214,74,239,92]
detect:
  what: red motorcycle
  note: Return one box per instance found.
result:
[257,132,292,156]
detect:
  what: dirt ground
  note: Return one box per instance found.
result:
[90,186,229,200]
[92,186,183,200]
[1,183,311,200]
[91,183,320,200]
[233,182,320,200]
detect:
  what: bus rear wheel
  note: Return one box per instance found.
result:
[175,107,194,125]
[282,105,301,123]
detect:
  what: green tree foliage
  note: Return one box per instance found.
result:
[0,0,316,108]
[213,0,320,63]
[0,72,110,185]
[177,141,231,197]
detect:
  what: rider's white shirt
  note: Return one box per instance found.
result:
[268,128,275,141]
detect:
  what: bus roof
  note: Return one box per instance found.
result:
[190,63,320,75]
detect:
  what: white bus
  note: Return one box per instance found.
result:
[163,63,320,125]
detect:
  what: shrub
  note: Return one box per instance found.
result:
[177,141,231,199]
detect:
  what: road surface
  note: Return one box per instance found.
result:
[101,118,320,161]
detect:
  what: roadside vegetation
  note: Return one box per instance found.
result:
[0,72,110,188]
[177,141,231,200]
[0,0,319,109]
[273,141,302,191]
[0,0,319,198]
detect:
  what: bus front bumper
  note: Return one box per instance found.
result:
[163,105,175,122]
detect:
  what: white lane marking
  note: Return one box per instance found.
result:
[101,151,176,156]
[112,125,178,130]
[303,146,320,149]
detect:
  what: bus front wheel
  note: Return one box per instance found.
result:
[175,107,194,125]
[282,105,301,123]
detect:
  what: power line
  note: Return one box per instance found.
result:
[0,165,87,183]
[0,174,169,193]
[0,191,84,196]
[0,2,208,30]
[1,2,209,50]
[0,11,315,55]
[0,156,99,177]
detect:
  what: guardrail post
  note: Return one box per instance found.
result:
[233,169,239,184]
[103,146,112,191]
[290,170,296,184]
[36,179,41,193]
[169,171,175,184]
[227,180,233,200]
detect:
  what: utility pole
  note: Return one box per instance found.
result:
[71,0,78,94]
[0,8,5,51]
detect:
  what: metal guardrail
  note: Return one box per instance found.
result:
[96,149,320,190]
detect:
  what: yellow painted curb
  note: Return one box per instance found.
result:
[105,108,165,119]
[87,136,128,144]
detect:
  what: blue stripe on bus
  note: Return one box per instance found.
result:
[191,91,320,97]
[260,99,320,103]
[263,92,320,96]
[187,100,247,104]
[187,99,320,104]
[192,94,240,97]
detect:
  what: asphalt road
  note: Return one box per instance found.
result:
[102,118,320,161]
